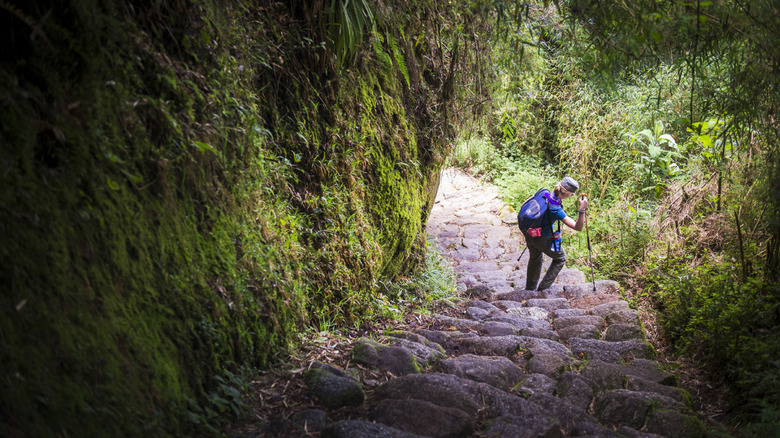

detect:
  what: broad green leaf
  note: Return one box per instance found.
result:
[193,141,217,154]
[107,177,120,191]
[659,134,677,148]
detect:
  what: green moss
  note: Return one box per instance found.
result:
[1,0,453,435]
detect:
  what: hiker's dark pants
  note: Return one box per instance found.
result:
[524,234,566,291]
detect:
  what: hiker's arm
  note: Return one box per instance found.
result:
[563,196,589,231]
[562,214,584,231]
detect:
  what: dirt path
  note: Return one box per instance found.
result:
[250,168,711,437]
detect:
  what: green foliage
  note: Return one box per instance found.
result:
[626,121,683,198]
[375,238,459,318]
[451,3,780,433]
[0,0,467,435]
[326,0,377,67]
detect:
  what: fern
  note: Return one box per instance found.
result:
[386,31,409,88]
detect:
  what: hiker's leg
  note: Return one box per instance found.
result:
[524,236,549,290]
[537,247,566,291]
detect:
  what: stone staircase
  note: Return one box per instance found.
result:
[259,168,707,437]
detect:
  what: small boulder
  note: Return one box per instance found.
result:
[603,323,643,341]
[438,354,525,391]
[304,366,365,409]
[371,398,474,438]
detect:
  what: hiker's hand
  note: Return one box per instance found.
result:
[578,195,588,212]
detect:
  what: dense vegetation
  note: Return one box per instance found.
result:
[0,0,484,435]
[451,1,780,435]
[4,0,778,435]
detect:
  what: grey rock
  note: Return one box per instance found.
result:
[527,350,576,378]
[375,373,546,419]
[435,314,482,330]
[492,300,526,311]
[291,409,327,433]
[463,285,493,299]
[468,300,502,312]
[351,338,422,375]
[525,298,569,311]
[437,354,525,391]
[580,359,626,392]
[390,337,446,367]
[527,393,592,430]
[374,373,485,417]
[606,309,641,326]
[644,409,707,438]
[593,390,681,430]
[518,373,557,397]
[304,367,365,409]
[378,346,423,375]
[562,280,621,299]
[480,321,517,336]
[416,330,479,352]
[371,398,473,438]
[557,324,600,341]
[455,334,526,357]
[466,306,491,321]
[458,261,500,274]
[351,338,382,366]
[555,372,595,410]
[570,421,623,437]
[569,338,654,363]
[626,376,691,405]
[555,268,588,285]
[622,359,678,386]
[590,301,630,317]
[483,415,564,438]
[552,308,586,318]
[321,420,427,438]
[486,315,552,331]
[603,323,643,341]
[517,327,559,341]
[506,306,550,320]
[553,315,605,330]
[491,289,546,302]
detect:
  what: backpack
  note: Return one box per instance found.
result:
[517,188,560,236]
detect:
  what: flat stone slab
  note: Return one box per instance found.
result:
[505,306,550,320]
[483,414,564,438]
[593,390,683,430]
[554,315,605,329]
[557,324,600,341]
[370,398,474,438]
[490,289,546,302]
[480,321,517,336]
[435,314,481,330]
[590,300,631,316]
[437,354,526,391]
[604,323,643,341]
[527,350,576,378]
[525,298,569,311]
[569,338,654,363]
[486,314,552,331]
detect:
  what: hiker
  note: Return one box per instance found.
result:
[520,177,588,291]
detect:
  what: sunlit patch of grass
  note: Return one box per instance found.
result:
[375,238,459,318]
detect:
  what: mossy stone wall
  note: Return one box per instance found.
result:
[0,0,453,435]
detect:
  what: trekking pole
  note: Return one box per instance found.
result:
[517,246,527,262]
[582,194,596,292]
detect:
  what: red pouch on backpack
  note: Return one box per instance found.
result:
[527,227,542,237]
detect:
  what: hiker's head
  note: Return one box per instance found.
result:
[554,177,579,199]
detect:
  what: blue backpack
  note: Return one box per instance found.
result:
[518,188,557,234]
